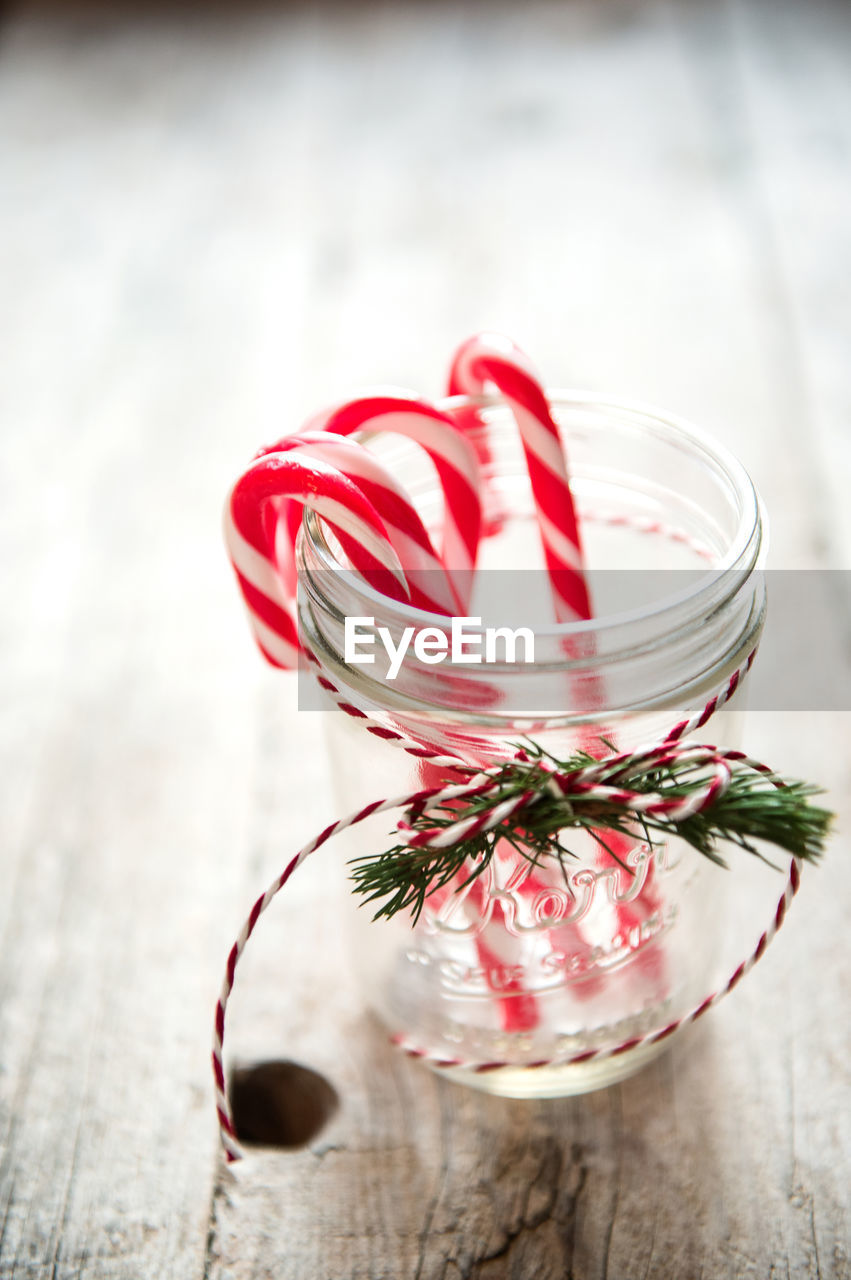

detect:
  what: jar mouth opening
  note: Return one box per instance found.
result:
[299,389,763,653]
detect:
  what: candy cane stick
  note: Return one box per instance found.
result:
[225,453,408,669]
[419,873,542,1034]
[449,337,667,993]
[448,333,592,622]
[258,432,457,617]
[304,392,483,612]
[413,753,603,1037]
[227,431,513,1028]
[439,340,597,1024]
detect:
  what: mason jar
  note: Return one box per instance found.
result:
[296,392,769,1097]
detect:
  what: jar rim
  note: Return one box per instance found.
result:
[298,388,763,647]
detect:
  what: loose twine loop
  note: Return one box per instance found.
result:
[212,645,802,1165]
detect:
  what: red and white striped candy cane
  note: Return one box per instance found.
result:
[448,333,592,623]
[304,392,483,612]
[449,336,660,992]
[224,452,409,670]
[257,431,457,618]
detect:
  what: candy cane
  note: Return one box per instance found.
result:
[304,392,483,612]
[448,333,591,622]
[448,337,673,996]
[257,432,457,617]
[224,453,408,669]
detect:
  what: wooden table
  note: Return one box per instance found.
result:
[1,0,849,1275]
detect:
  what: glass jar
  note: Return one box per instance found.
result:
[296,392,769,1097]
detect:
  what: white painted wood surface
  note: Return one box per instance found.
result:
[1,0,849,1276]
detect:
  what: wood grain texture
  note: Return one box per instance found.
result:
[0,0,849,1276]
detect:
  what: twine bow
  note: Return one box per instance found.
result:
[349,740,826,926]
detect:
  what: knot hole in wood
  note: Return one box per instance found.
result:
[229,1060,340,1150]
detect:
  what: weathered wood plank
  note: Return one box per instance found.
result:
[734,0,851,577]
[0,12,293,1272]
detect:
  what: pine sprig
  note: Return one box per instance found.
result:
[348,741,833,923]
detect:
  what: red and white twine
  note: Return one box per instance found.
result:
[212,648,801,1164]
